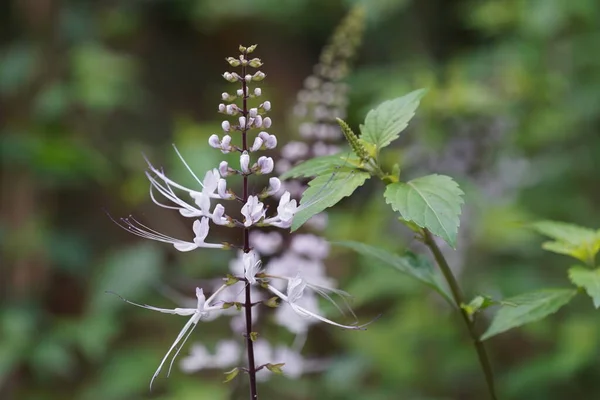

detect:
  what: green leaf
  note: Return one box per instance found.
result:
[266,363,285,374]
[334,241,452,303]
[481,289,577,341]
[531,220,600,266]
[249,332,259,341]
[223,367,239,383]
[359,89,426,150]
[279,153,361,180]
[461,295,495,317]
[568,266,600,308]
[291,170,370,232]
[384,174,464,248]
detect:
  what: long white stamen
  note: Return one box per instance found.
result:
[172,144,204,188]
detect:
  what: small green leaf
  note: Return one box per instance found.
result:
[334,241,451,303]
[359,89,426,150]
[531,220,600,266]
[223,367,239,383]
[249,332,259,342]
[266,363,285,374]
[461,295,495,317]
[264,297,280,308]
[225,274,239,286]
[279,153,362,180]
[481,289,577,341]
[384,174,464,248]
[291,170,370,232]
[568,266,600,308]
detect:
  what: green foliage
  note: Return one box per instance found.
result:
[532,220,600,266]
[279,153,361,180]
[334,241,451,302]
[461,295,496,317]
[384,174,464,247]
[291,170,370,231]
[568,267,600,308]
[223,367,239,383]
[482,289,578,340]
[359,89,426,151]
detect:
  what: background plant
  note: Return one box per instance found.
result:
[1,1,600,399]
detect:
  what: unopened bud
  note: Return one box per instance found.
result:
[226,57,241,67]
[254,87,262,96]
[209,134,221,148]
[221,120,231,132]
[262,101,271,111]
[263,117,272,129]
[246,44,257,53]
[252,71,266,81]
[248,58,262,68]
[218,103,226,112]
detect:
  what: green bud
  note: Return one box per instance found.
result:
[234,302,242,311]
[336,118,370,162]
[266,363,285,374]
[246,44,258,53]
[225,274,239,286]
[223,367,239,383]
[264,297,280,308]
[222,302,234,309]
[226,57,241,67]
[249,332,259,341]
[252,71,266,81]
[239,45,247,53]
[248,58,263,68]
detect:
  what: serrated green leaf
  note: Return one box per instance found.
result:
[481,289,577,341]
[384,174,464,248]
[531,220,600,266]
[359,89,426,150]
[334,241,452,303]
[568,266,600,308]
[279,153,362,180]
[291,170,370,232]
[223,367,239,383]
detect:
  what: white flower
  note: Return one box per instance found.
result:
[258,131,277,149]
[243,250,261,285]
[218,103,225,112]
[108,285,228,389]
[221,92,230,101]
[266,177,281,196]
[250,136,264,152]
[262,101,271,111]
[239,116,246,129]
[211,204,230,226]
[267,275,368,330]
[249,108,258,118]
[263,191,297,228]
[220,135,232,153]
[236,88,244,96]
[254,87,261,96]
[254,115,263,128]
[263,117,272,128]
[180,339,241,373]
[241,196,265,227]
[256,156,274,175]
[208,134,221,148]
[219,161,231,177]
[240,151,250,174]
[290,234,330,260]
[217,179,234,200]
[281,141,309,160]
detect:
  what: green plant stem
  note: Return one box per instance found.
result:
[422,229,498,400]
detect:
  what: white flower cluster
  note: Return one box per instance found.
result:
[111,44,367,389]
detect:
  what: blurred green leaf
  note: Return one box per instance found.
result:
[280,153,361,180]
[531,220,600,266]
[568,266,600,308]
[291,170,370,231]
[359,89,426,151]
[482,289,577,340]
[0,43,39,96]
[334,241,451,303]
[384,174,464,248]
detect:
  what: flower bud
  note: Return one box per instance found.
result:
[245,74,252,83]
[239,45,247,53]
[246,44,257,53]
[219,161,230,177]
[218,103,226,112]
[240,151,250,174]
[253,115,263,128]
[237,89,244,96]
[209,134,221,149]
[226,57,241,67]
[225,104,235,115]
[250,137,264,152]
[221,120,231,132]
[252,71,266,81]
[257,156,274,175]
[212,204,229,226]
[267,177,281,195]
[222,92,230,101]
[262,101,271,112]
[254,87,262,96]
[265,134,277,149]
[239,116,246,129]
[221,135,232,153]
[248,58,262,68]
[218,179,233,199]
[263,117,272,129]
[249,108,258,118]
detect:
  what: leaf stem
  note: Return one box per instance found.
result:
[422,229,498,400]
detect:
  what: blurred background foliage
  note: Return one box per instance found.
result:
[1,0,599,399]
